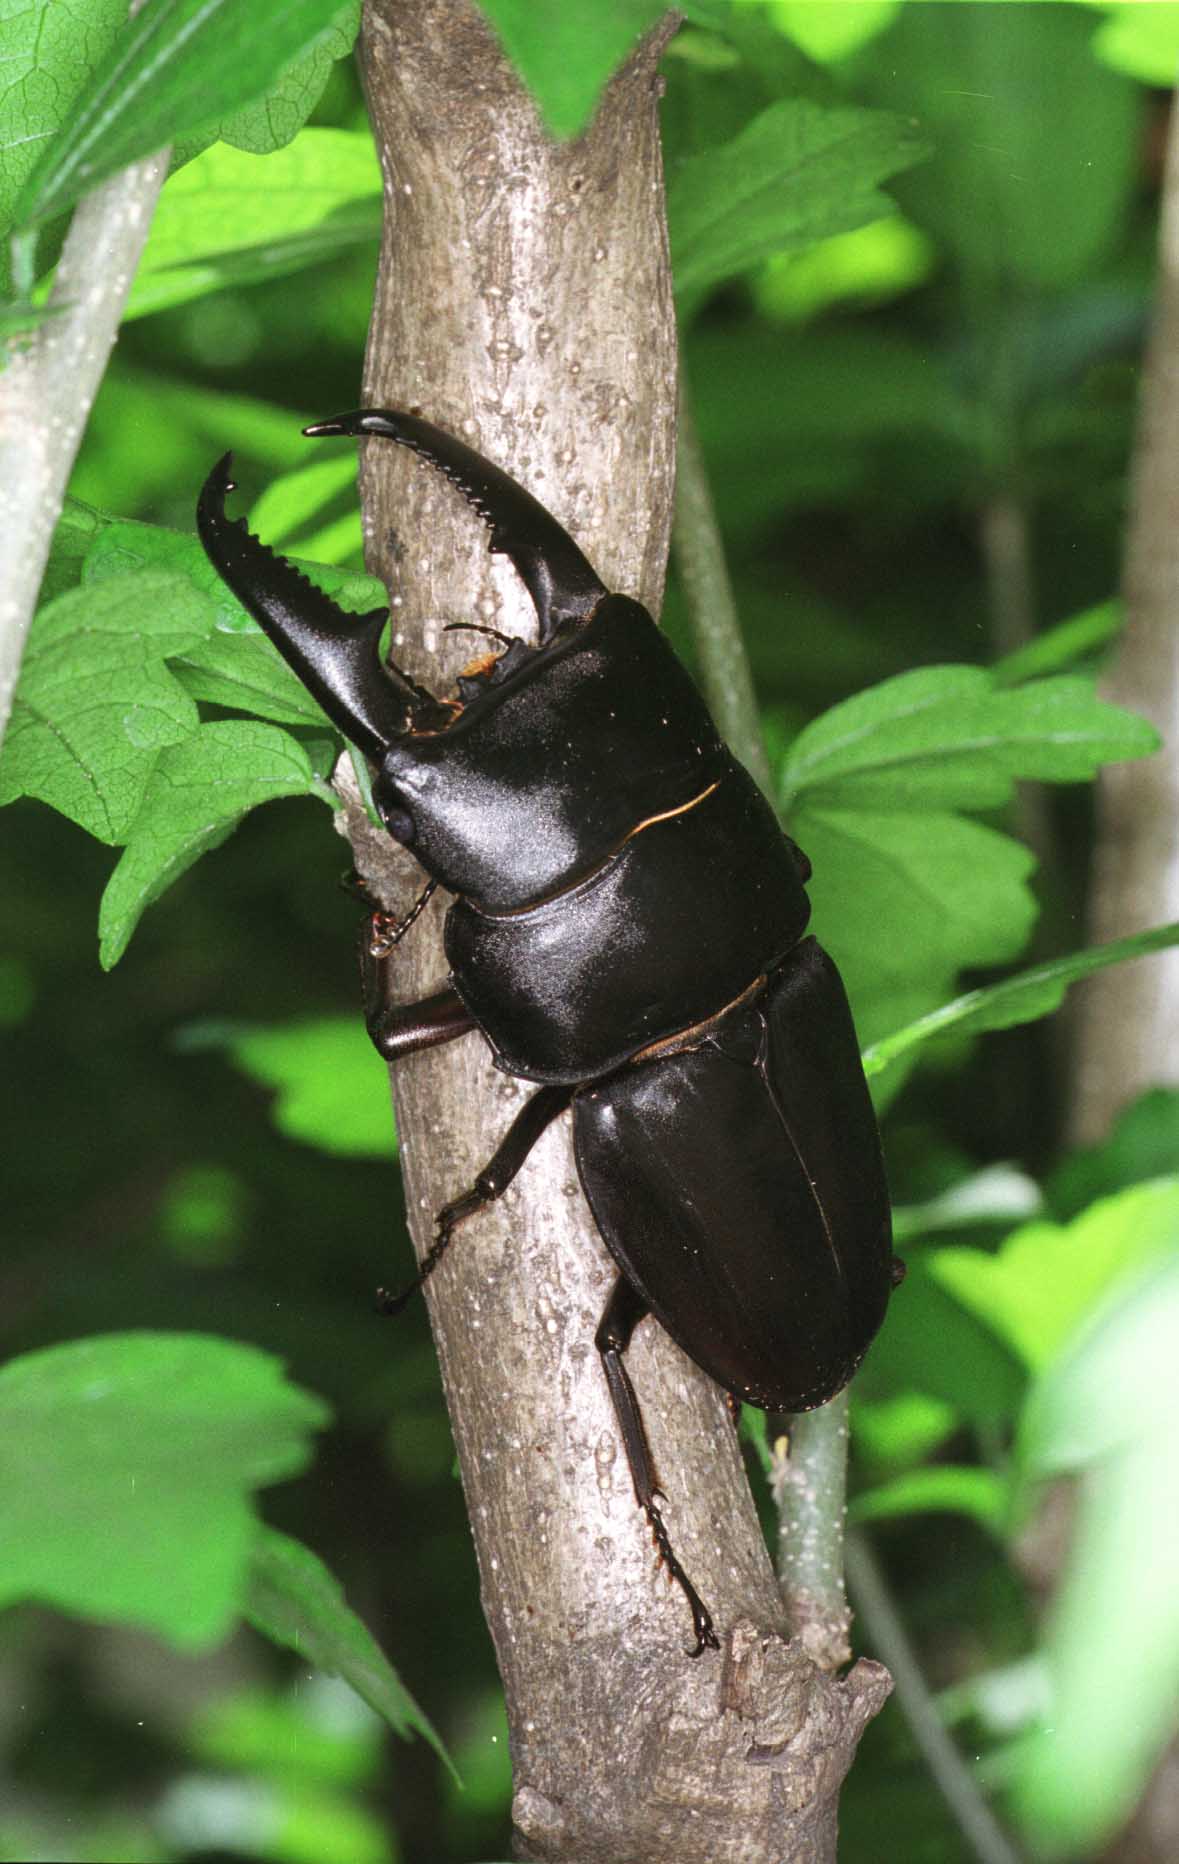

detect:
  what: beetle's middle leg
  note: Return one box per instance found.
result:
[378,1083,572,1316]
[595,1275,720,1657]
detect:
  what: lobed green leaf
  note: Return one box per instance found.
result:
[247,1527,452,1772]
[84,520,382,726]
[98,719,330,968]
[796,804,1037,1052]
[0,1332,327,1648]
[212,1018,396,1159]
[474,0,666,140]
[0,0,126,289]
[669,97,928,311]
[12,0,361,233]
[0,569,213,842]
[861,922,1179,1078]
[123,128,380,321]
[931,1179,1179,1378]
[781,665,1158,812]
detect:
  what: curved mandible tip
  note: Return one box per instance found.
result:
[196,452,428,760]
[304,409,608,644]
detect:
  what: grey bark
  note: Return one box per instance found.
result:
[1071,96,1179,1146]
[343,3,889,1858]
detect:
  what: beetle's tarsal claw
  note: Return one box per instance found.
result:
[643,1499,719,1657]
[304,408,609,644]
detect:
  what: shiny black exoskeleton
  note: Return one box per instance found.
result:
[197,409,896,1656]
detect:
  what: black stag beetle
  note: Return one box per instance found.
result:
[197,409,898,1656]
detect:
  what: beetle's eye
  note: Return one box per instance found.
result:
[381,803,416,845]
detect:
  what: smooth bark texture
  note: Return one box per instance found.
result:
[1071,97,1179,1145]
[0,148,168,752]
[344,4,889,1858]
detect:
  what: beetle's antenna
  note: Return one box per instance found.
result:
[197,453,447,757]
[304,409,608,645]
[367,880,437,959]
[442,621,514,649]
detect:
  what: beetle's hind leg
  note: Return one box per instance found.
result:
[378,1084,572,1316]
[595,1276,720,1657]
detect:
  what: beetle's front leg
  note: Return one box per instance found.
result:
[595,1276,720,1657]
[360,913,476,1063]
[378,1083,572,1316]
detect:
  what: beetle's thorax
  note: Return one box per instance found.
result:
[373,594,728,912]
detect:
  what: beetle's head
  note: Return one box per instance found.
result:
[197,410,613,813]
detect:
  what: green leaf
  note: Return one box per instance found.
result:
[992,601,1122,687]
[248,453,361,548]
[1021,1244,1179,1475]
[753,214,934,324]
[770,0,902,65]
[879,2,1140,292]
[84,518,383,633]
[850,1464,1008,1535]
[1085,0,1179,87]
[861,922,1179,1079]
[781,666,1156,1083]
[213,0,359,155]
[1049,1088,1179,1222]
[98,720,328,968]
[685,322,974,535]
[212,1018,395,1159]
[930,1179,1179,1376]
[474,0,666,140]
[852,1391,958,1474]
[0,1332,327,1647]
[1012,1254,1179,1853]
[123,128,380,321]
[0,570,213,842]
[852,1258,1026,1428]
[40,495,117,604]
[84,520,384,726]
[13,0,361,232]
[780,666,1158,813]
[247,1527,453,1774]
[795,805,1037,1050]
[170,634,330,730]
[0,0,127,287]
[669,98,928,311]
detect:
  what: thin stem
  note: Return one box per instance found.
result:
[0,146,169,752]
[673,360,773,795]
[674,358,853,1664]
[772,1394,852,1670]
[845,1530,1024,1864]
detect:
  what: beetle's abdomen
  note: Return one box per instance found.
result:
[572,938,893,1409]
[444,767,810,1084]
[379,597,727,910]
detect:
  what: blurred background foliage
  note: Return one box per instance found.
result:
[4,2,1179,1860]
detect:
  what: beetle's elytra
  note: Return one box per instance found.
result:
[197,409,897,1656]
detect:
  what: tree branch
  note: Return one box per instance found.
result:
[345,4,889,1856]
[1071,86,1179,1143]
[0,149,168,751]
